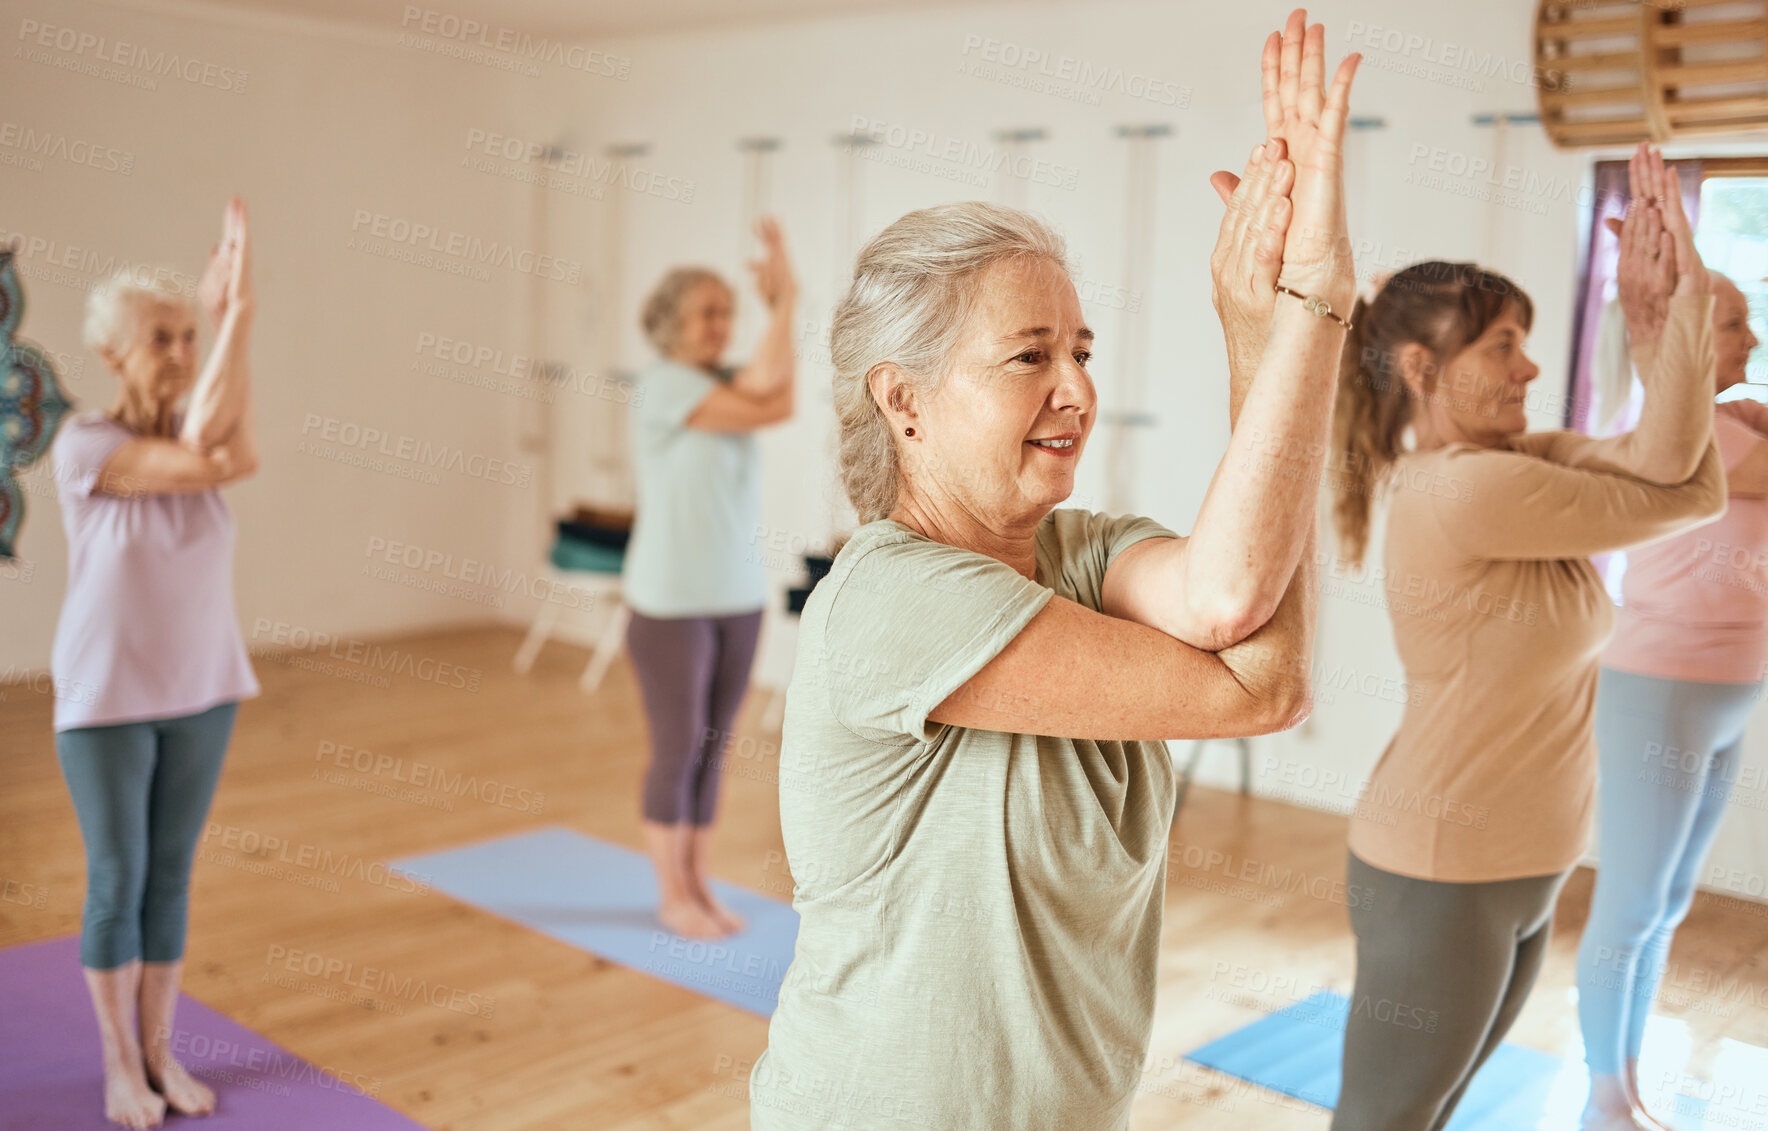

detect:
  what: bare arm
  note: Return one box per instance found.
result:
[929,518,1318,741]
[1106,302,1343,650]
[180,303,253,450]
[1725,440,1768,499]
[727,216,797,400]
[685,382,792,433]
[95,423,259,497]
[181,198,254,450]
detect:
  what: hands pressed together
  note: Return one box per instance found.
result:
[748,215,797,314]
[1210,9,1361,352]
[1609,142,1713,349]
[196,196,253,327]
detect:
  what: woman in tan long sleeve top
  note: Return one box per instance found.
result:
[1326,145,1726,1131]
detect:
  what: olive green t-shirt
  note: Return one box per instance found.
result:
[750,508,1179,1131]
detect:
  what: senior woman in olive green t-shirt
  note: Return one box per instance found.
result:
[749,13,1363,1130]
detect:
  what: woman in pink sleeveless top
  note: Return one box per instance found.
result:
[1578,271,1766,1131]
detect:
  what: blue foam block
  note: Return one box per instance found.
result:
[1186,991,1568,1129]
[390,826,799,1017]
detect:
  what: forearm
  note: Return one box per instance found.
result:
[180,305,254,450]
[1183,301,1344,638]
[729,304,796,398]
[1611,294,1717,485]
[1213,516,1318,729]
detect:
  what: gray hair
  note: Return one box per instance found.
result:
[640,266,730,354]
[829,201,1069,523]
[82,270,189,356]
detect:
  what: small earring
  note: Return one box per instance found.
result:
[904,427,915,437]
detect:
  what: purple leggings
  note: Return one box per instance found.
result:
[626,607,764,826]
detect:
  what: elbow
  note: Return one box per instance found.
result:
[1636,446,1710,489]
[1195,590,1275,651]
[1256,679,1314,735]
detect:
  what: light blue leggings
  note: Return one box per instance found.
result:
[1576,667,1761,1076]
[55,701,237,969]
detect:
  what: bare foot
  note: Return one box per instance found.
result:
[699,892,746,934]
[146,1053,216,1116]
[103,1063,167,1129]
[660,897,733,939]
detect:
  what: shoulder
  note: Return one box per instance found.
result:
[53,411,129,454]
[1383,446,1489,511]
[1717,399,1768,435]
[1040,507,1175,556]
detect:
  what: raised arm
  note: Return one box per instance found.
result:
[180,198,255,452]
[726,216,796,401]
[1576,146,1715,485]
[94,422,259,497]
[1099,11,1358,652]
[1425,437,1724,561]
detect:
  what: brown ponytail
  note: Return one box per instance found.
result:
[1330,261,1534,567]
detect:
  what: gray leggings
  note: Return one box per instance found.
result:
[56,701,237,969]
[1332,852,1570,1131]
[626,608,763,826]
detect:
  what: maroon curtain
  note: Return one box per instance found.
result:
[1566,159,1704,435]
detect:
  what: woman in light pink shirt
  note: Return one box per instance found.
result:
[51,199,260,1129]
[1578,270,1766,1131]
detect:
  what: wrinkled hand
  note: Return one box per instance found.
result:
[1262,9,1360,315]
[1606,143,1709,347]
[1210,138,1294,365]
[748,215,797,312]
[196,197,252,324]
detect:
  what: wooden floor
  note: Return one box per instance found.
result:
[2,624,1764,1129]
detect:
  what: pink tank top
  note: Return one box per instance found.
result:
[49,413,260,730]
[1604,403,1768,684]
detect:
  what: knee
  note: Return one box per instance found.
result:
[1587,882,1670,953]
[84,856,147,915]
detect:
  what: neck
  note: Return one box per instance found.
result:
[668,350,719,375]
[889,485,1041,580]
[108,383,175,437]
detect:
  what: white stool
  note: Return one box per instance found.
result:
[511,567,630,694]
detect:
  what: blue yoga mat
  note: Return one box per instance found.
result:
[1186,990,1570,1129]
[390,826,799,1017]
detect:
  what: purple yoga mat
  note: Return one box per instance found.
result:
[0,935,428,1130]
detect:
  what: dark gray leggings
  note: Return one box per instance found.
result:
[626,608,763,826]
[1332,852,1570,1131]
[55,701,237,969]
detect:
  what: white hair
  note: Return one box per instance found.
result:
[829,201,1069,523]
[640,266,730,355]
[82,270,189,356]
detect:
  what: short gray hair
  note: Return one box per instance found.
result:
[640,266,730,354]
[83,270,188,356]
[829,201,1069,524]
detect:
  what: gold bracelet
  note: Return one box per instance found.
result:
[1274,284,1353,330]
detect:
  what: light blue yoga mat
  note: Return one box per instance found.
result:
[1186,990,1578,1129]
[390,826,799,1017]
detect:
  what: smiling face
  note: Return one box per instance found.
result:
[1408,303,1540,447]
[107,298,198,406]
[669,279,734,370]
[900,255,1096,527]
[1714,276,1758,395]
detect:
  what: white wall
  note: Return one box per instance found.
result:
[0,0,551,676]
[522,0,1768,895]
[4,0,1765,898]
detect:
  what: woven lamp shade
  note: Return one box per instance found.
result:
[1537,0,1768,148]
